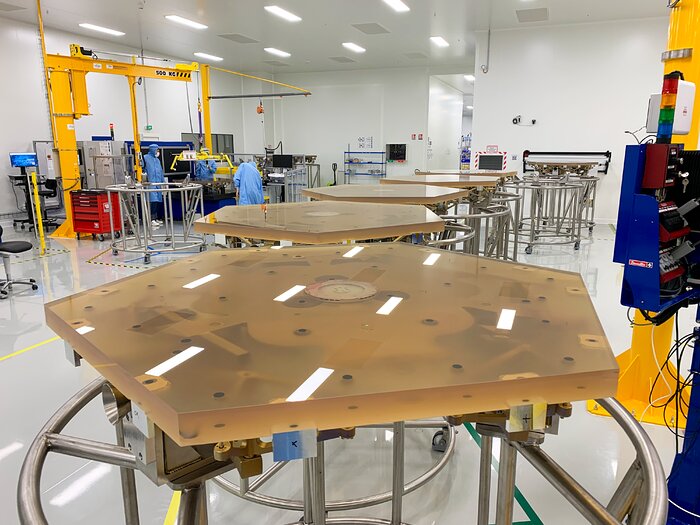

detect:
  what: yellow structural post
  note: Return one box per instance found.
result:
[588,1,700,426]
[48,70,81,239]
[30,171,46,255]
[201,65,213,152]
[127,76,143,181]
[588,311,685,426]
[666,0,700,150]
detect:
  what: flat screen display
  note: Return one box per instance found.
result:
[9,153,38,168]
[478,154,504,171]
[272,154,294,169]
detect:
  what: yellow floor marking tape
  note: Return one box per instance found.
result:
[16,249,70,264]
[163,490,181,525]
[0,336,60,363]
[86,248,146,270]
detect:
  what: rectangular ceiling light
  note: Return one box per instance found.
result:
[78,23,125,36]
[165,15,208,29]
[145,346,204,377]
[430,36,449,47]
[183,273,221,289]
[264,47,291,58]
[377,296,403,315]
[286,367,334,402]
[75,326,95,335]
[343,246,365,258]
[264,5,302,22]
[194,52,224,62]
[274,284,306,302]
[423,253,441,266]
[464,74,475,82]
[383,0,410,12]
[342,42,366,54]
[497,309,517,330]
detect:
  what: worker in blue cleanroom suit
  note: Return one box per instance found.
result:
[234,162,264,205]
[195,148,217,181]
[142,144,164,226]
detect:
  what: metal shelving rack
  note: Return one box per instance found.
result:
[344,150,386,184]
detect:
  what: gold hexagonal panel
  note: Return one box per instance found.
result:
[45,244,618,446]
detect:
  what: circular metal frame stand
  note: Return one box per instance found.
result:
[18,380,668,525]
[505,179,585,254]
[212,420,456,523]
[107,182,206,264]
[439,197,519,261]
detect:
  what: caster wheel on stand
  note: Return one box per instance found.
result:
[97,234,105,242]
[144,254,151,264]
[574,241,581,250]
[432,429,449,453]
[589,227,594,234]
[525,246,533,255]
[31,285,38,291]
[114,231,121,239]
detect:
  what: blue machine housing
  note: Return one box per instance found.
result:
[616,145,700,524]
[614,144,696,313]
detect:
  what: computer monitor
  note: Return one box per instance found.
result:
[9,152,38,168]
[272,154,294,169]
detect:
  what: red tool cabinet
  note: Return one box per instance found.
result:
[70,190,121,241]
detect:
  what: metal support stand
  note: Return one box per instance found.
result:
[178,483,205,525]
[17,383,668,525]
[477,435,492,525]
[198,483,209,525]
[391,422,405,525]
[115,418,140,525]
[495,440,517,525]
[308,442,327,525]
[303,458,314,524]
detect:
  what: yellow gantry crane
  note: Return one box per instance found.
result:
[36,0,197,238]
[40,44,197,237]
[36,0,309,239]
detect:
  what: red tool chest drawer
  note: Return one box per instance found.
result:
[70,190,121,239]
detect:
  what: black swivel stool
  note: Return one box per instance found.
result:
[0,225,38,298]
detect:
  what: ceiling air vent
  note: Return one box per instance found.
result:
[404,52,428,60]
[219,33,259,44]
[264,60,290,67]
[330,56,356,63]
[516,8,549,23]
[352,23,390,35]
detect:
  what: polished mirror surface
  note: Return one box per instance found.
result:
[194,201,444,243]
[381,175,499,188]
[45,244,617,446]
[302,184,471,205]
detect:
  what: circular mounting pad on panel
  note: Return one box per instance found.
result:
[305,280,377,302]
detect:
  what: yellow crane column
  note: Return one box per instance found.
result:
[49,70,81,238]
[201,64,213,152]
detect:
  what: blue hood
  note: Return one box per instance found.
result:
[147,144,160,155]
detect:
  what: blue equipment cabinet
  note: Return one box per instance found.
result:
[615,143,700,524]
